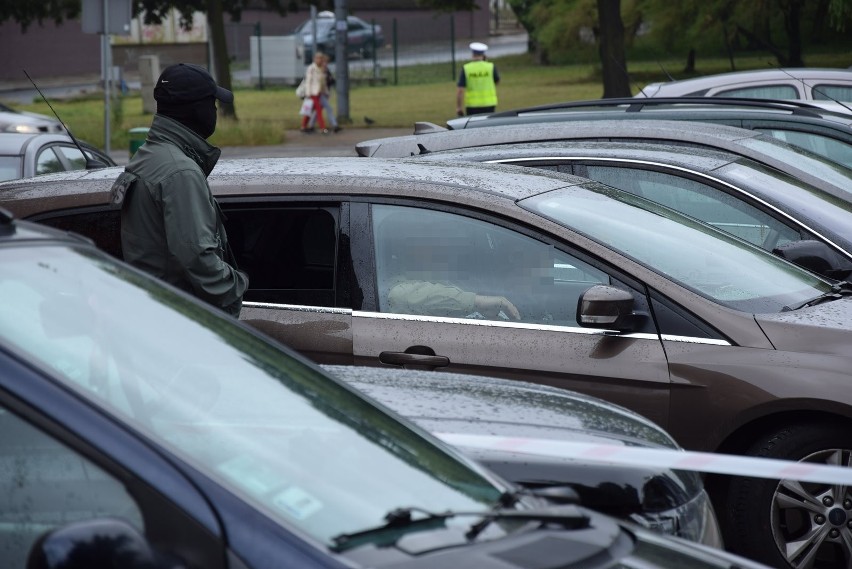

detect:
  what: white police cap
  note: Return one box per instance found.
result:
[469,42,488,53]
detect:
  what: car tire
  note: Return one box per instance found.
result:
[724,422,852,569]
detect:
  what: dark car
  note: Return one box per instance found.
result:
[0,132,115,182]
[324,364,722,546]
[1,158,852,568]
[444,97,852,168]
[1,212,778,569]
[296,11,384,61]
[634,67,852,102]
[406,139,852,280]
[356,119,852,201]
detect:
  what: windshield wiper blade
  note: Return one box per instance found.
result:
[330,506,590,553]
[783,281,852,312]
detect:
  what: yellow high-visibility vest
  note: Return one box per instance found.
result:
[463,61,497,108]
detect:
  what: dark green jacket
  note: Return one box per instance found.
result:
[110,114,248,316]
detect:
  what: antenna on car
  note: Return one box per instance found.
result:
[609,55,650,97]
[22,69,109,170]
[766,62,852,114]
[657,61,676,82]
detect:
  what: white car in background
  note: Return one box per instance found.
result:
[637,67,852,106]
[0,102,64,134]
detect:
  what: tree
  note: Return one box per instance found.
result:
[597,0,630,97]
[0,0,291,119]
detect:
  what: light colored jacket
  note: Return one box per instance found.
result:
[304,62,327,97]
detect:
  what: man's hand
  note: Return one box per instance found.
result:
[457,109,464,117]
[475,295,521,320]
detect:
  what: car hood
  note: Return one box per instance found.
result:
[324,365,677,449]
[755,296,852,355]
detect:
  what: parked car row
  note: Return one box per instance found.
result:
[1,204,777,569]
[2,153,852,567]
[3,66,852,569]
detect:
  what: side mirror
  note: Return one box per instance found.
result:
[773,240,852,280]
[577,285,643,333]
[27,518,176,569]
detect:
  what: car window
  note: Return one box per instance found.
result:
[577,164,804,250]
[0,405,144,567]
[54,145,88,170]
[372,204,610,327]
[0,156,21,182]
[756,128,852,169]
[35,147,64,175]
[811,84,852,102]
[224,207,338,306]
[715,85,799,99]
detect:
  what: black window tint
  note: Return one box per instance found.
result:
[225,207,338,305]
[35,210,122,258]
[650,291,725,340]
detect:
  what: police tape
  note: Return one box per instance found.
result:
[436,433,852,485]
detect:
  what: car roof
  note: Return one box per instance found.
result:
[638,67,852,96]
[0,157,595,217]
[357,119,852,197]
[446,97,852,130]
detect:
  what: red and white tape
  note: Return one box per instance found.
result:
[436,433,852,485]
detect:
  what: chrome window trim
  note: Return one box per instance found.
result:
[661,334,731,346]
[242,302,352,315]
[487,156,852,262]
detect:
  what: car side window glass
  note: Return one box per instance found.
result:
[36,210,123,259]
[811,84,852,102]
[579,165,803,251]
[756,128,852,169]
[372,204,609,326]
[715,84,798,99]
[54,146,88,170]
[35,147,63,175]
[0,405,144,567]
[224,207,338,306]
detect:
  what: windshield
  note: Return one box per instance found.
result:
[737,136,852,194]
[0,244,505,544]
[519,184,832,313]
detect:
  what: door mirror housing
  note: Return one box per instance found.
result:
[577,285,642,333]
[27,518,175,569]
[772,239,852,280]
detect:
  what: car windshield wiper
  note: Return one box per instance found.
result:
[330,504,590,553]
[783,281,852,312]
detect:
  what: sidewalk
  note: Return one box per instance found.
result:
[110,126,412,165]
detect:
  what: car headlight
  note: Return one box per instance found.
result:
[629,489,723,548]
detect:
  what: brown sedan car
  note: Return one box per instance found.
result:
[1,158,852,568]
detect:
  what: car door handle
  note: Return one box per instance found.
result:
[379,351,450,368]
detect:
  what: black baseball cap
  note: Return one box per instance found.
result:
[154,63,234,105]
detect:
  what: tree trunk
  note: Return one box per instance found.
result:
[206,0,237,119]
[597,0,630,98]
[782,0,805,66]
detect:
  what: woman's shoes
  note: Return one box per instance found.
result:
[300,127,315,134]
[333,126,343,133]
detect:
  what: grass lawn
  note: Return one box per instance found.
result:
[12,49,851,150]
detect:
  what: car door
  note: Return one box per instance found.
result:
[350,201,672,427]
[220,200,355,364]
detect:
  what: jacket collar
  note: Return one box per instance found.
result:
[148,114,222,176]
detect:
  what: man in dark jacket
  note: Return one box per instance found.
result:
[110,63,248,316]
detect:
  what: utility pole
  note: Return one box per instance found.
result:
[334,0,350,124]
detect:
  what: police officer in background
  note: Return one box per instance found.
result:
[456,42,500,117]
